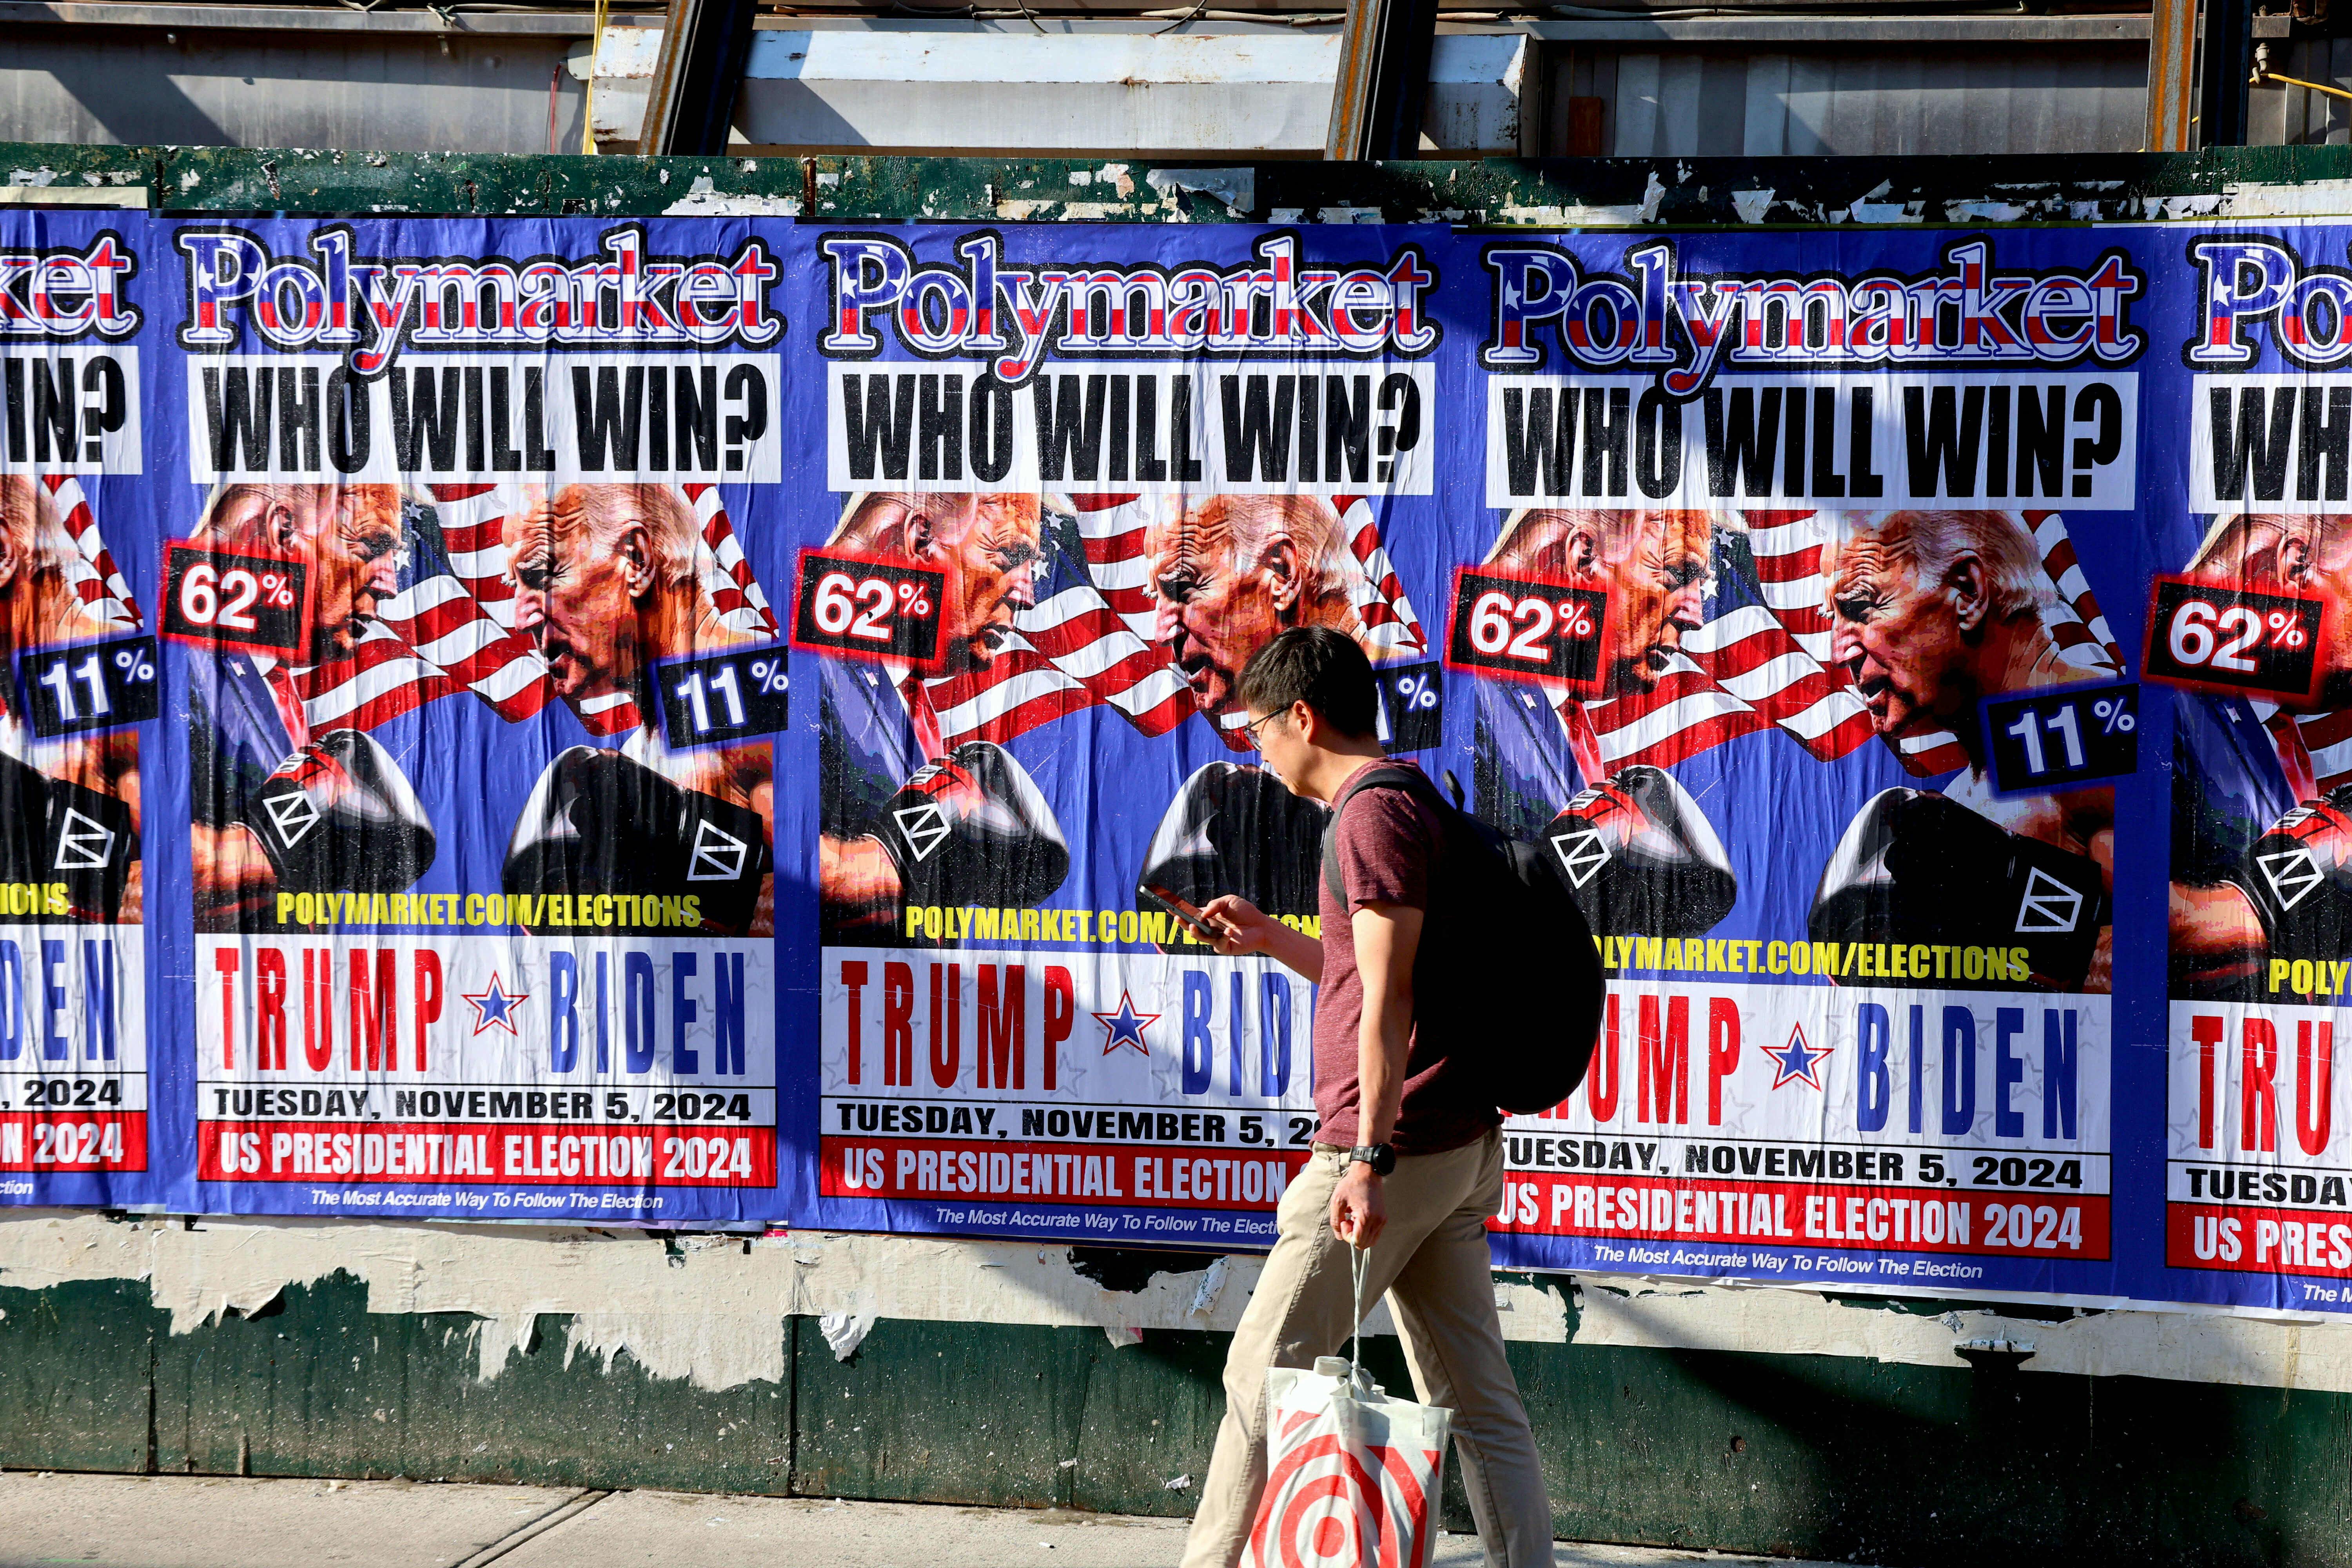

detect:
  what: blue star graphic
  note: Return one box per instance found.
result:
[1767,1023,1831,1091]
[1093,991,1159,1057]
[461,972,530,1038]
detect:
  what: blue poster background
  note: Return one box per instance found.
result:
[16,209,2351,1317]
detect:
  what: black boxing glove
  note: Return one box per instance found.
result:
[1542,765,1737,937]
[505,746,772,936]
[44,776,137,921]
[1809,788,2107,989]
[247,729,435,895]
[2224,784,2352,963]
[0,753,139,921]
[868,741,1067,910]
[0,752,55,887]
[1140,762,1330,929]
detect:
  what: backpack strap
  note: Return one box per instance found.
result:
[1319,765,1448,907]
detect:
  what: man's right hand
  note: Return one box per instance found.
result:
[1200,893,1278,955]
[1200,893,1323,982]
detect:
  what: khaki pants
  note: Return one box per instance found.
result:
[1181,1131,1556,1568]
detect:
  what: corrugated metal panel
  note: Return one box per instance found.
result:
[0,21,589,152]
[592,27,1523,155]
[1563,44,2150,157]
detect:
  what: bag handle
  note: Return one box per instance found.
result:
[1349,1242,1368,1391]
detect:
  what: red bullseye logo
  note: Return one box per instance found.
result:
[1245,1417,1442,1568]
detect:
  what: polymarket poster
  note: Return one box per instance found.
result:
[22,207,2352,1320]
[0,209,163,1209]
[1457,233,2143,1301]
[2159,232,2352,1314]
[801,228,1448,1249]
[162,218,790,1223]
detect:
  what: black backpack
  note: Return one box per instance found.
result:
[1319,765,1603,1116]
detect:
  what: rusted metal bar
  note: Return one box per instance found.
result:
[2146,0,2198,149]
[1325,0,1439,158]
[639,0,759,156]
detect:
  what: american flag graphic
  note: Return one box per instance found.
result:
[913,494,1426,753]
[2294,708,2352,795]
[38,475,142,630]
[1567,508,2122,779]
[295,483,776,739]
[2180,513,2351,796]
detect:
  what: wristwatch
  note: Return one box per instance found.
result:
[1347,1143,1396,1177]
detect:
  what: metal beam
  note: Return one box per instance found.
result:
[1325,0,1439,157]
[0,3,661,35]
[637,0,758,156]
[1528,14,2155,40]
[2147,0,2198,149]
[2198,0,2256,145]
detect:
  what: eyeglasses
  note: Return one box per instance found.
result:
[1237,710,1286,748]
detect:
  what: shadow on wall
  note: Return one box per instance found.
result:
[1542,1293,2338,1568]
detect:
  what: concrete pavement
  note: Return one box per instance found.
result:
[0,1472,1857,1568]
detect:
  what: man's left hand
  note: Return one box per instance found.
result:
[1331,1161,1386,1250]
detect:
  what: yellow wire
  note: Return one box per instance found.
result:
[581,0,612,155]
[2260,69,2352,104]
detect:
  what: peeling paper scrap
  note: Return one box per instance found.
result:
[1146,167,1255,215]
[1189,1258,1230,1317]
[819,1310,874,1361]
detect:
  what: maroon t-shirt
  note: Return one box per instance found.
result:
[1312,760,1501,1155]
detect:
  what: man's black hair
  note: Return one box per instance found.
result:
[1237,626,1377,738]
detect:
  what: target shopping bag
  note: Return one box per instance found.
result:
[1243,1354,1453,1568]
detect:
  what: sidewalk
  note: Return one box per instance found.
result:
[0,1472,1858,1568]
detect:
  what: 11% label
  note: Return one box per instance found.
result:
[1982,682,2138,794]
[656,643,793,751]
[1372,663,1445,754]
[15,634,160,738]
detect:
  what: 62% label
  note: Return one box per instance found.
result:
[160,544,309,657]
[791,551,947,669]
[2144,577,2325,701]
[1444,568,1608,685]
[16,634,160,738]
[655,643,791,751]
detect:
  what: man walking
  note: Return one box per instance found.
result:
[1186,626,1556,1568]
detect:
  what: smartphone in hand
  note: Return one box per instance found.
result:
[1140,882,1225,944]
